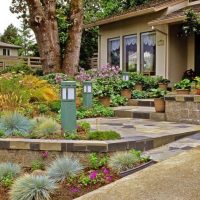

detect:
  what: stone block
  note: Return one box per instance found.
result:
[40,143,61,151]
[114,110,133,118]
[10,141,30,150]
[150,112,166,121]
[128,99,138,106]
[194,96,200,103]
[175,96,185,102]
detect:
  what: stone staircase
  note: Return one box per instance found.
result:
[113,99,161,120]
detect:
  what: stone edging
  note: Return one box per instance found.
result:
[0,129,198,153]
[165,95,200,102]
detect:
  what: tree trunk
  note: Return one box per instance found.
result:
[26,0,61,74]
[62,0,84,76]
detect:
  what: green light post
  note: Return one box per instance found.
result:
[61,81,76,133]
[83,81,93,108]
[122,72,130,81]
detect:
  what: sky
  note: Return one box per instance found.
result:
[0,0,20,34]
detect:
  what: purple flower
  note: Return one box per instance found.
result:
[70,187,80,193]
[102,168,110,175]
[89,171,97,180]
[41,151,48,159]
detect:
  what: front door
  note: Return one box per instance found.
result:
[195,34,200,76]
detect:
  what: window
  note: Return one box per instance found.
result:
[108,38,120,66]
[3,49,6,56]
[7,49,10,56]
[123,35,137,72]
[141,32,156,74]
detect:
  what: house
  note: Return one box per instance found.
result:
[85,0,200,83]
[0,41,21,57]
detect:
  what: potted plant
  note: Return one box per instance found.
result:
[174,79,191,95]
[93,78,113,107]
[157,77,170,90]
[130,73,144,91]
[120,80,134,99]
[194,77,200,95]
[150,89,167,113]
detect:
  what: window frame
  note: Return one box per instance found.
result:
[123,34,138,72]
[107,37,120,67]
[140,31,156,74]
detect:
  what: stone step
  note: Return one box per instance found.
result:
[113,106,155,119]
[128,99,155,107]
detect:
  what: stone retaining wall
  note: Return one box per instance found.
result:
[165,95,200,124]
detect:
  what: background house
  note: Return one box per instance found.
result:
[85,0,200,83]
[0,41,21,56]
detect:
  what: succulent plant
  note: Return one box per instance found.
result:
[47,157,83,183]
[10,174,57,200]
[0,112,33,135]
[108,152,140,173]
[0,162,21,182]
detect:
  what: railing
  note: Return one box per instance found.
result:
[88,53,98,68]
[0,56,42,70]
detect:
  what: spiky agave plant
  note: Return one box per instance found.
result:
[0,162,21,180]
[108,152,140,173]
[47,157,83,183]
[0,112,33,135]
[10,175,57,200]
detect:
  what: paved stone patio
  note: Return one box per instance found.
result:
[84,118,200,139]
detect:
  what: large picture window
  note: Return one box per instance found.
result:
[141,32,156,74]
[108,38,120,66]
[123,35,137,72]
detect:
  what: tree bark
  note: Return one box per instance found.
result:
[26,0,61,74]
[62,0,84,76]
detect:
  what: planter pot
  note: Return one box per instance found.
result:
[99,96,111,107]
[154,98,165,113]
[134,84,143,91]
[120,160,156,178]
[158,83,168,90]
[176,89,190,95]
[121,89,132,99]
[196,89,200,95]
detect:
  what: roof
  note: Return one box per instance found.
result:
[84,0,186,28]
[0,42,21,49]
[149,4,200,25]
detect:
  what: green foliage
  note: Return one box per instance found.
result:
[78,121,91,133]
[47,157,83,183]
[110,94,128,107]
[88,153,108,169]
[132,90,148,99]
[77,103,114,119]
[174,79,191,89]
[108,151,141,173]
[31,117,61,139]
[149,88,167,98]
[143,76,159,90]
[10,175,57,200]
[88,130,121,140]
[0,130,5,138]
[49,101,61,113]
[120,80,135,90]
[38,103,50,114]
[157,76,170,84]
[0,112,33,136]
[0,163,21,187]
[78,174,91,186]
[130,72,145,85]
[31,160,45,172]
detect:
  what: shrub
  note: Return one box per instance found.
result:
[31,160,45,171]
[0,162,21,187]
[10,175,57,200]
[132,90,148,99]
[32,117,61,139]
[38,104,50,114]
[49,101,60,113]
[108,152,141,173]
[88,130,121,140]
[77,121,91,133]
[47,157,83,183]
[174,79,191,89]
[89,153,108,169]
[110,94,128,107]
[0,112,33,136]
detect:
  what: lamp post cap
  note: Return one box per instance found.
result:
[61,81,76,86]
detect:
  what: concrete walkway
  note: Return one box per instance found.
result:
[76,147,200,200]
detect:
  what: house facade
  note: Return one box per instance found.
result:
[85,0,200,83]
[0,42,21,57]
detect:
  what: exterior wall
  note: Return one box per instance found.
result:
[99,11,168,77]
[168,24,187,84]
[187,34,195,70]
[0,47,19,56]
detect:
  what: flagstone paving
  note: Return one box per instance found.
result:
[83,118,200,139]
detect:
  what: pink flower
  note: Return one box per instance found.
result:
[102,167,110,175]
[70,187,80,193]
[105,176,112,182]
[89,171,97,180]
[41,151,48,159]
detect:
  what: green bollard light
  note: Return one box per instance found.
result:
[61,81,77,134]
[122,72,130,81]
[83,81,93,108]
